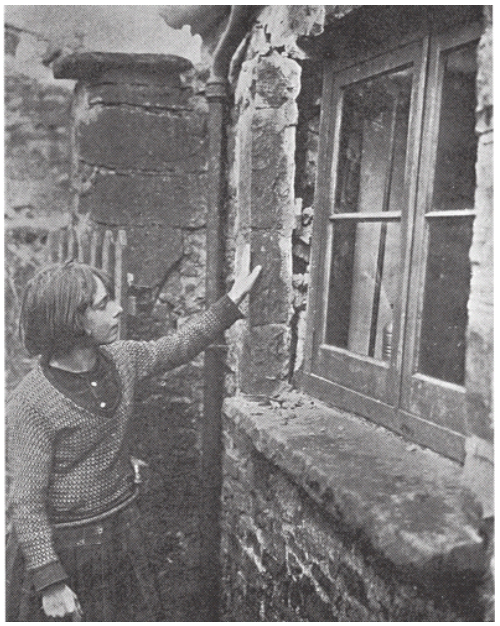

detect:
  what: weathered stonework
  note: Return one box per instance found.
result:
[57,53,210,620]
[229,46,300,396]
[221,396,488,621]
[64,55,208,291]
[221,4,493,621]
[462,4,493,549]
[466,9,493,442]
[5,69,72,220]
[38,5,492,621]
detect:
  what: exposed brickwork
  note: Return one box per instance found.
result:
[221,398,487,621]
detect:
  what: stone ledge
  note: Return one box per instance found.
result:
[54,52,192,81]
[223,394,488,587]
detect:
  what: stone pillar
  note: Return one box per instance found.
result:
[462,7,494,519]
[54,52,207,288]
[54,52,211,619]
[461,16,494,619]
[232,51,300,395]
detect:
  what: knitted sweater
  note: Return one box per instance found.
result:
[7,295,242,592]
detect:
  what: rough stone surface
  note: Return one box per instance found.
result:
[254,52,301,109]
[251,106,298,230]
[79,170,207,228]
[249,230,292,326]
[77,106,207,173]
[229,47,299,397]
[87,82,194,110]
[68,58,210,619]
[240,325,291,396]
[221,395,488,621]
[5,73,72,218]
[466,15,493,442]
[124,224,183,288]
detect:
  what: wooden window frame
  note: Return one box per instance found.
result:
[302,20,482,463]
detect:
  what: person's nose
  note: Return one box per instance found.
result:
[113,301,123,318]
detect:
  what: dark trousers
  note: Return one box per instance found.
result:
[6,503,164,621]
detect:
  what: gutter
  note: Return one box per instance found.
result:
[200,5,259,620]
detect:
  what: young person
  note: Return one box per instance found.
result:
[6,260,261,621]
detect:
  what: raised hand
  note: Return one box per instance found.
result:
[227,265,262,306]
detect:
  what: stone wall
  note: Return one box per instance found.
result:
[462,5,494,517]
[57,53,211,619]
[221,398,486,621]
[221,5,493,621]
[5,27,74,392]
[5,28,73,222]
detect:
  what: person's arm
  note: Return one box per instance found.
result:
[8,395,79,618]
[126,265,262,380]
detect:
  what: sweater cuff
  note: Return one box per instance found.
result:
[217,294,246,322]
[31,560,69,593]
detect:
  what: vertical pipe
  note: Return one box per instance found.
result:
[200,76,228,621]
[200,7,257,619]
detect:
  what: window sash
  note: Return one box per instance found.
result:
[305,40,426,407]
[304,22,481,462]
[400,24,481,448]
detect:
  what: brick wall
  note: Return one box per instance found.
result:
[60,54,210,619]
[221,407,486,621]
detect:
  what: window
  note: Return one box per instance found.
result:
[304,20,481,462]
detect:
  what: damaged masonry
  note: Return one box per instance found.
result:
[5,4,493,622]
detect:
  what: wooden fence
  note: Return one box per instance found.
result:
[45,225,129,338]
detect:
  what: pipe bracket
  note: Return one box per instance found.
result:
[206,77,228,101]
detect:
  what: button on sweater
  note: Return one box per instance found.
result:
[7,295,243,592]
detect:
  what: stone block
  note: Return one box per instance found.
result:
[88,82,193,110]
[126,224,183,287]
[249,230,293,326]
[251,108,297,230]
[77,107,207,172]
[79,170,207,227]
[254,53,301,109]
[240,324,291,395]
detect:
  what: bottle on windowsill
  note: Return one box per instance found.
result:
[382,306,393,362]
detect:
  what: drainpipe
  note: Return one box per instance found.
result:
[200,5,257,620]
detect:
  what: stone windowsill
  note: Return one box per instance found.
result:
[223,393,488,585]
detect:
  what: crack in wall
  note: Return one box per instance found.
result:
[77,158,208,176]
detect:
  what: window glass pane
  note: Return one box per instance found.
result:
[326,220,401,360]
[419,218,473,384]
[430,43,478,212]
[334,66,413,214]
[419,42,478,384]
[326,66,412,358]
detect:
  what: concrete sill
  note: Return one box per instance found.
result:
[223,393,488,587]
